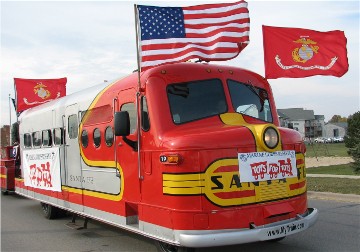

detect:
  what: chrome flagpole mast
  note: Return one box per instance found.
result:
[134,4,142,180]
[134,4,141,90]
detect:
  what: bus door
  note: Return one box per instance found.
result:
[65,104,84,212]
[116,88,141,224]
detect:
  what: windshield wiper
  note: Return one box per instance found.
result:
[245,82,265,112]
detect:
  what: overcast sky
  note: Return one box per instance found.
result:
[1,0,359,127]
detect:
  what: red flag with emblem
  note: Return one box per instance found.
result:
[262,25,348,79]
[14,78,67,113]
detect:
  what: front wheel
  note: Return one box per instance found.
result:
[155,241,195,252]
[40,203,61,219]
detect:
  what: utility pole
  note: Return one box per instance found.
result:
[8,94,12,144]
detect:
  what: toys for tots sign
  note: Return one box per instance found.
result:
[23,147,62,192]
[238,150,297,182]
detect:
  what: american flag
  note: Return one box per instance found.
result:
[137,1,250,71]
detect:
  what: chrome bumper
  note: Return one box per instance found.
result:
[177,208,318,248]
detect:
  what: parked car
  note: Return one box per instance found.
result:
[324,137,333,143]
[314,137,326,143]
[333,137,344,143]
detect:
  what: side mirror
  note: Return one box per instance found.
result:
[114,111,130,136]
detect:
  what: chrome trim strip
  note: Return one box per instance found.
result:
[177,208,318,247]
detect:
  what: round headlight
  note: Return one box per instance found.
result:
[263,127,279,149]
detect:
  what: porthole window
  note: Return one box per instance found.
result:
[105,126,114,147]
[81,130,88,148]
[93,128,101,148]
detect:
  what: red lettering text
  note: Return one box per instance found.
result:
[268,163,279,179]
[250,161,268,180]
[28,162,53,188]
[279,158,293,177]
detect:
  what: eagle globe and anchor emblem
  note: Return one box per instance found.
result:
[34,82,51,99]
[275,36,338,71]
[292,37,319,63]
[23,82,61,105]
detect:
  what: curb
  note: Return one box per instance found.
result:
[308,191,360,203]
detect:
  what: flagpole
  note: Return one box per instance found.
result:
[134,4,142,180]
[134,4,141,91]
[9,94,12,144]
[13,79,18,122]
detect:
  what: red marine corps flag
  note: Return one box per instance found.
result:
[14,78,67,113]
[262,25,349,79]
[136,1,250,71]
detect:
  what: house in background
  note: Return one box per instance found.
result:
[324,122,347,138]
[0,125,11,158]
[1,125,11,147]
[277,108,325,139]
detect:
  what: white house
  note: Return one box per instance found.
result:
[277,108,325,139]
[324,122,347,138]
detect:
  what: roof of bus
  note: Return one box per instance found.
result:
[143,62,264,78]
[141,62,267,88]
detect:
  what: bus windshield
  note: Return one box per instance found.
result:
[167,79,227,124]
[227,79,273,123]
[167,79,273,124]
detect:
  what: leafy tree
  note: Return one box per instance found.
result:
[329,114,347,123]
[344,111,360,173]
[11,122,19,145]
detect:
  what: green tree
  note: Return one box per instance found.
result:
[344,111,360,173]
[11,122,19,145]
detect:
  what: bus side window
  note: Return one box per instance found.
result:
[32,131,42,147]
[68,114,78,139]
[42,130,52,147]
[54,128,64,146]
[121,103,136,134]
[141,96,150,131]
[24,133,32,148]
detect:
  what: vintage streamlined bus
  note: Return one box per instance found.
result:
[16,62,318,251]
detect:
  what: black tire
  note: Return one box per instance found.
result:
[155,241,195,252]
[40,202,59,219]
[2,190,9,195]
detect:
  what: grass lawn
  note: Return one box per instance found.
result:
[306,164,358,175]
[306,163,359,195]
[307,177,360,195]
[305,143,349,157]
